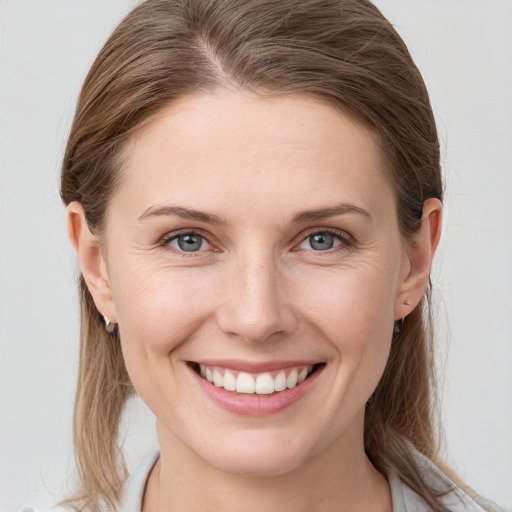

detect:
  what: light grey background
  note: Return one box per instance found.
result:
[1,1,511,510]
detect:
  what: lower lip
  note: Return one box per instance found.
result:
[189,364,325,416]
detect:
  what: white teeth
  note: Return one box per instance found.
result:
[274,371,287,392]
[255,373,274,394]
[213,369,223,387]
[297,368,308,384]
[236,372,255,393]
[223,370,237,391]
[197,364,317,394]
[286,368,298,389]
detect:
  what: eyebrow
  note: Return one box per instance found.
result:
[138,202,370,225]
[292,203,371,223]
[138,205,227,225]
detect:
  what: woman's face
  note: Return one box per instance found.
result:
[97,90,416,475]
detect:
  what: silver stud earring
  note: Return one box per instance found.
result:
[103,315,116,334]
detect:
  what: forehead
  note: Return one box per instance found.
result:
[114,90,393,221]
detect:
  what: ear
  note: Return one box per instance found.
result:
[394,198,443,320]
[67,202,117,323]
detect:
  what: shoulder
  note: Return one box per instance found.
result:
[401,481,504,512]
[401,447,505,512]
[119,449,160,512]
[17,451,159,512]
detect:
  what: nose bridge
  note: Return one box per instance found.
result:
[217,247,296,343]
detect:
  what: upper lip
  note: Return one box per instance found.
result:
[190,359,323,373]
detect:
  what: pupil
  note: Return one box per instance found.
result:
[310,233,334,250]
[178,234,202,251]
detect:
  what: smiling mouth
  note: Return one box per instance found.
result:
[188,362,325,395]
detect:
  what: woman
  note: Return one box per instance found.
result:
[59,0,502,511]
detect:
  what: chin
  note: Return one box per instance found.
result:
[192,429,314,477]
[206,450,307,478]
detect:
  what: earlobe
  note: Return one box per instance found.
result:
[394,198,443,320]
[67,202,117,322]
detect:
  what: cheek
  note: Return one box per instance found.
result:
[295,263,396,396]
[297,263,397,343]
[113,261,212,347]
[110,260,219,402]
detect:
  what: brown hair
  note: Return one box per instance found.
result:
[61,0,457,510]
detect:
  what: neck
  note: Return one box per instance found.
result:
[142,420,392,512]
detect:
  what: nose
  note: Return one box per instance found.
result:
[216,252,297,344]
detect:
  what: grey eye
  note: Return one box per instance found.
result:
[172,233,205,252]
[309,232,335,251]
[298,231,343,251]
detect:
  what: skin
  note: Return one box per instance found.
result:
[68,89,442,512]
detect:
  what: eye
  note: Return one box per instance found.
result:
[298,230,346,251]
[164,232,211,253]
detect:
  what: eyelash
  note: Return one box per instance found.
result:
[159,228,353,256]
[296,229,353,253]
[159,229,215,257]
